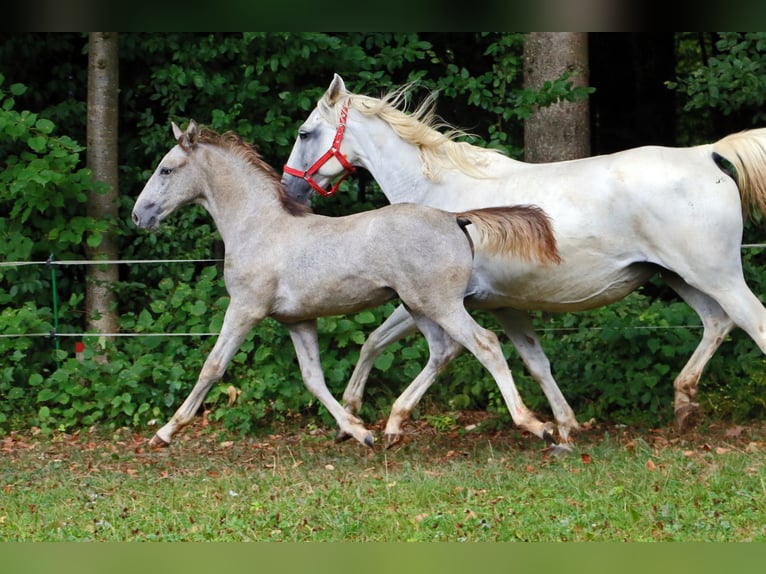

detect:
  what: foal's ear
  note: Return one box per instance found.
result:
[185,119,199,145]
[325,73,348,106]
[172,119,199,149]
[172,121,183,141]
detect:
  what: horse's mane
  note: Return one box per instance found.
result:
[195,127,312,216]
[319,83,505,180]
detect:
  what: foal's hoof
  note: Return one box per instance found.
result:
[383,432,403,449]
[363,432,375,449]
[675,403,700,432]
[148,434,170,448]
[541,424,558,446]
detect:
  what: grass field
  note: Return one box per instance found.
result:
[2,412,765,542]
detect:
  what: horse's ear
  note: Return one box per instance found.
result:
[325,73,348,106]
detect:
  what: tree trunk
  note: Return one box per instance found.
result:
[523,32,590,162]
[86,32,120,352]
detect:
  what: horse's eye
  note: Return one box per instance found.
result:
[298,130,309,140]
[160,167,173,176]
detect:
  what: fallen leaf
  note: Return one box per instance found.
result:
[581,453,592,464]
[646,459,656,471]
[715,447,731,455]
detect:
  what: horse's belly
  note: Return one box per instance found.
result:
[467,261,656,312]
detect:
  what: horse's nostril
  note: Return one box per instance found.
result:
[131,212,140,226]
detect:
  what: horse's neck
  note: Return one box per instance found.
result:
[353,116,523,207]
[352,117,434,204]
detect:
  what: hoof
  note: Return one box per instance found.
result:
[334,429,352,443]
[675,403,700,432]
[363,432,375,449]
[383,432,402,449]
[148,434,169,448]
[542,425,558,446]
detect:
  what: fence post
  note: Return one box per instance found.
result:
[47,253,61,369]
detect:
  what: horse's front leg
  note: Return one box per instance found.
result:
[150,303,259,447]
[287,320,375,448]
[342,304,418,414]
[492,308,580,442]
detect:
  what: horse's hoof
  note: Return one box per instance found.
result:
[334,429,352,443]
[675,403,700,432]
[383,433,402,449]
[148,434,170,448]
[363,432,375,449]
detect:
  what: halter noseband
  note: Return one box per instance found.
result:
[283,98,356,197]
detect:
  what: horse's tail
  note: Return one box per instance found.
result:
[712,127,766,220]
[456,205,561,265]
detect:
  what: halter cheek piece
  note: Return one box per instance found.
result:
[283,98,356,197]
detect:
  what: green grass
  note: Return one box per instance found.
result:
[2,415,766,541]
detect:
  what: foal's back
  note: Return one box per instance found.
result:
[261,203,475,323]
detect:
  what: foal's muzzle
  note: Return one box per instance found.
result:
[132,203,160,231]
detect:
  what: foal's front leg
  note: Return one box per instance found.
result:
[287,320,375,448]
[149,303,259,447]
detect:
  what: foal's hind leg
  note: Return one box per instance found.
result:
[414,309,557,445]
[492,308,579,441]
[663,272,735,430]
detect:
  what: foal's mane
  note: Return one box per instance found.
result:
[195,127,312,216]
[320,84,504,180]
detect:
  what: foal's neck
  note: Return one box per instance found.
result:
[202,149,290,247]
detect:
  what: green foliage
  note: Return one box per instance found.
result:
[2,34,766,437]
[668,32,766,125]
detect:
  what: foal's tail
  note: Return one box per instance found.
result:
[713,127,766,220]
[456,205,561,265]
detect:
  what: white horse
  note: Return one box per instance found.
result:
[132,120,562,449]
[282,73,766,444]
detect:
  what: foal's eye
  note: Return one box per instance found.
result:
[160,167,173,176]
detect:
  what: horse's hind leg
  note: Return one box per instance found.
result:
[287,320,375,448]
[492,308,579,441]
[662,272,735,430]
[382,321,464,448]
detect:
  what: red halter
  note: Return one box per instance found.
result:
[283,98,356,197]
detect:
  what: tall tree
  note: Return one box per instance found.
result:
[523,32,590,162]
[86,32,120,348]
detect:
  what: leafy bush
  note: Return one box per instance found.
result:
[3,34,766,438]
